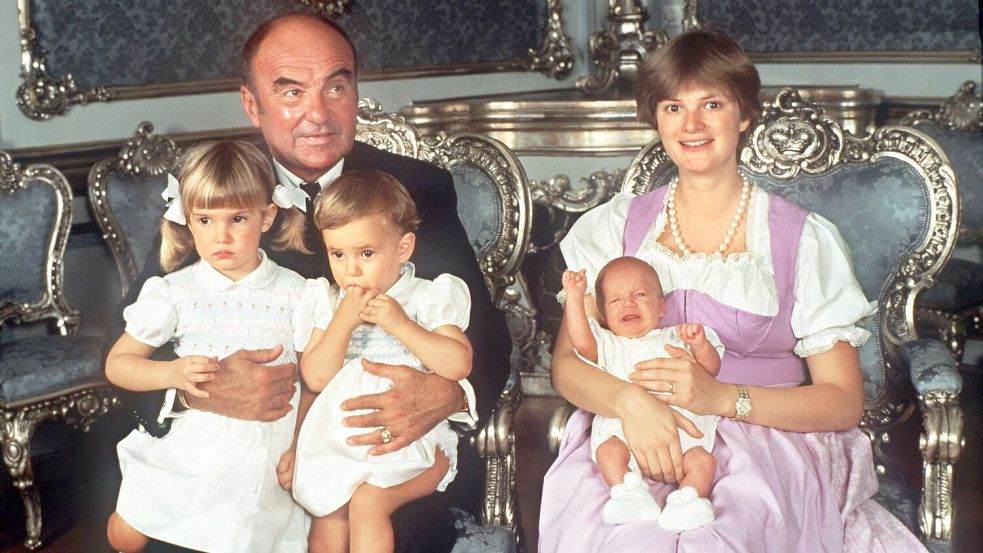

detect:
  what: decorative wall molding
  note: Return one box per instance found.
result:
[15,0,574,120]
[682,0,981,64]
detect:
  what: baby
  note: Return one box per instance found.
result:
[562,256,724,531]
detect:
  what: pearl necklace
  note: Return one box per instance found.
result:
[667,172,751,256]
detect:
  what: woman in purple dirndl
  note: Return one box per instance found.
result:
[539,29,927,552]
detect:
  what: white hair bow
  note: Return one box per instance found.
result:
[272,182,309,212]
[161,174,187,225]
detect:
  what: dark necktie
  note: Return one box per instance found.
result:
[301,181,321,214]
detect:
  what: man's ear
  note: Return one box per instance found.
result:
[261,203,277,232]
[241,85,261,128]
[397,232,416,262]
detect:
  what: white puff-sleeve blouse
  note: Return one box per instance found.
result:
[560,187,876,358]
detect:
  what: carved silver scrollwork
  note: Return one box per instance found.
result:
[528,169,622,253]
[918,392,964,540]
[15,0,113,120]
[1,389,118,550]
[901,80,983,132]
[115,122,181,177]
[356,98,424,159]
[743,89,845,178]
[525,0,574,80]
[472,379,523,539]
[578,0,668,94]
[298,0,351,17]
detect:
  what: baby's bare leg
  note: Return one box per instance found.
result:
[349,448,450,553]
[308,504,350,553]
[106,512,149,553]
[679,447,716,498]
[596,436,632,487]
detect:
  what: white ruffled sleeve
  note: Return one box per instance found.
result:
[123,277,177,347]
[414,274,471,332]
[791,213,877,357]
[558,192,636,295]
[292,277,338,353]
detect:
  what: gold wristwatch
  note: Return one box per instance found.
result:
[733,385,751,421]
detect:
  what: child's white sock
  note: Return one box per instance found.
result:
[601,471,661,525]
[657,486,715,531]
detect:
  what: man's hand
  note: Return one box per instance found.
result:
[341,359,462,455]
[188,345,296,421]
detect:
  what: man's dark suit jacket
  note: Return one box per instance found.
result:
[114,141,512,552]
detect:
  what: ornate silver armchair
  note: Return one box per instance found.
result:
[88,102,532,551]
[0,153,116,550]
[902,81,983,361]
[88,121,180,295]
[356,98,531,551]
[549,89,963,551]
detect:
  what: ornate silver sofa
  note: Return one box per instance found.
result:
[902,81,983,361]
[0,154,117,550]
[549,89,964,551]
[88,99,531,551]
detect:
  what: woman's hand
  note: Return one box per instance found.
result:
[629,344,729,416]
[615,385,702,483]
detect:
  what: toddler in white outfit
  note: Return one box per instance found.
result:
[104,140,311,553]
[277,169,473,553]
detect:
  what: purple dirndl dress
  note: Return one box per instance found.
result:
[539,187,927,552]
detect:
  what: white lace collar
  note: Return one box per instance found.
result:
[193,249,277,292]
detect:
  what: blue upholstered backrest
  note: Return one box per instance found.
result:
[452,163,505,260]
[0,181,55,304]
[104,171,166,278]
[0,158,77,333]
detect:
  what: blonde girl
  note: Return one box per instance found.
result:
[105,140,310,553]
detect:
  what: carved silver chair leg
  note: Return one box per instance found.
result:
[918,392,964,541]
[1,410,44,550]
[1,389,117,550]
[473,382,524,552]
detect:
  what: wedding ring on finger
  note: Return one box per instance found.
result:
[380,426,394,444]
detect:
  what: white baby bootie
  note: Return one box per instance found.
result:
[657,486,715,531]
[602,471,662,525]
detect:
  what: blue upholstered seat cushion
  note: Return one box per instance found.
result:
[451,164,502,259]
[0,182,55,302]
[915,122,983,240]
[918,258,983,310]
[0,335,106,406]
[106,172,167,276]
[450,508,516,553]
